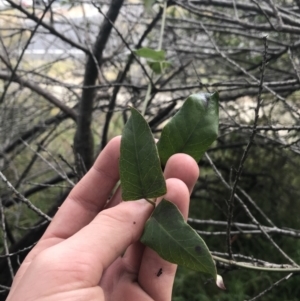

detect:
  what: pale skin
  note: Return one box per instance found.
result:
[6,136,199,301]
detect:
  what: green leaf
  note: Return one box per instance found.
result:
[157,92,219,166]
[141,199,217,278]
[134,47,165,62]
[120,107,167,201]
[148,61,171,74]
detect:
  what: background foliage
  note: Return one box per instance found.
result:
[1,0,300,300]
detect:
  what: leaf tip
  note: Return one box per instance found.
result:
[216,274,226,290]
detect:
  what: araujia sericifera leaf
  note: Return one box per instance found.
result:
[141,199,217,278]
[120,107,166,201]
[157,92,219,166]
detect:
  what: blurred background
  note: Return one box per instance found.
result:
[1,0,300,300]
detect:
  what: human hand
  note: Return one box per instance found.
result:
[6,136,199,301]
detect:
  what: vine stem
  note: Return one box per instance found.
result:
[141,82,152,116]
[142,0,167,116]
[158,1,167,51]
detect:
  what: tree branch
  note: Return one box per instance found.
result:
[74,0,125,171]
[0,71,77,121]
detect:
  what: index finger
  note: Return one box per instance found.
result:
[42,136,121,241]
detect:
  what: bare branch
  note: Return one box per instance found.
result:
[0,71,77,121]
[0,0,55,104]
[225,37,267,259]
[21,140,75,187]
[0,198,14,280]
[245,273,294,301]
[0,172,52,221]
[205,153,299,266]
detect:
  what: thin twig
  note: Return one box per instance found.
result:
[232,0,239,20]
[58,154,77,179]
[220,124,300,131]
[264,0,283,30]
[21,140,75,187]
[212,252,296,268]
[0,198,14,280]
[213,256,300,272]
[288,48,300,84]
[251,0,276,30]
[205,153,299,266]
[237,186,275,227]
[0,172,52,222]
[199,21,300,119]
[39,145,75,187]
[189,219,300,238]
[225,36,268,259]
[0,284,10,291]
[245,273,293,301]
[0,0,56,104]
[24,181,72,189]
[92,2,154,87]
[0,242,37,258]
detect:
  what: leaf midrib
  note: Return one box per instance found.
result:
[132,118,144,198]
[152,215,214,274]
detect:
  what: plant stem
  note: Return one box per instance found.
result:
[142,0,167,116]
[158,1,167,51]
[145,198,156,206]
[142,82,152,116]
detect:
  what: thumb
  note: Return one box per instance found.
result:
[53,199,154,284]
